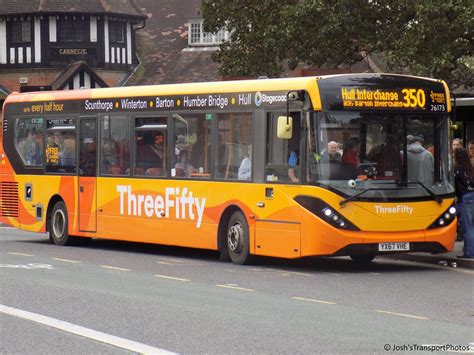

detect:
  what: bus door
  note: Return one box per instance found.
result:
[78,117,97,232]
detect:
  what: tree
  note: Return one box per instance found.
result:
[200,0,473,89]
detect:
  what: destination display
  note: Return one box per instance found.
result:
[9,91,292,117]
[318,74,449,112]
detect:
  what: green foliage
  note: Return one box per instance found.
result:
[200,0,473,89]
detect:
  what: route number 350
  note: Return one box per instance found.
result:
[402,88,426,108]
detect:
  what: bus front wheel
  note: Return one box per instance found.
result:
[49,201,74,246]
[227,211,252,265]
[350,254,376,264]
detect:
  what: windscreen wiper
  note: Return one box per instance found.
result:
[339,188,373,207]
[407,181,442,204]
[339,185,404,207]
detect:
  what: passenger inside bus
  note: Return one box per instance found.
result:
[342,137,360,168]
[136,132,166,176]
[174,149,196,177]
[27,130,43,165]
[320,141,341,163]
[238,145,252,180]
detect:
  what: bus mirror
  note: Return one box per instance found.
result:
[277,116,293,139]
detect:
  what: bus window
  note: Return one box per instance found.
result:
[171,113,210,179]
[14,117,44,166]
[265,112,300,182]
[216,112,253,180]
[45,119,76,174]
[134,117,167,176]
[100,115,130,176]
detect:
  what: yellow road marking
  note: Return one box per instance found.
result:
[292,297,336,305]
[100,265,130,271]
[216,284,255,292]
[154,274,190,282]
[375,310,429,320]
[52,258,80,263]
[8,252,33,257]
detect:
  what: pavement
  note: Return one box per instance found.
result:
[1,223,472,269]
[383,241,474,270]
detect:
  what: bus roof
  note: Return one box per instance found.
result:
[4,73,449,113]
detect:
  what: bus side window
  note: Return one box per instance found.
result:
[172,113,211,179]
[216,112,253,180]
[101,115,130,176]
[14,118,44,166]
[134,117,167,177]
[265,113,300,182]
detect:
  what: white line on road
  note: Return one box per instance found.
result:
[292,297,336,305]
[158,258,190,264]
[52,258,80,263]
[100,265,130,272]
[157,261,177,265]
[0,305,176,354]
[375,309,429,320]
[216,284,255,292]
[8,252,34,257]
[155,274,190,282]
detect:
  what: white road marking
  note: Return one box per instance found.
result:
[216,284,255,292]
[100,265,130,272]
[0,305,176,354]
[0,263,54,270]
[158,258,190,264]
[154,274,190,282]
[375,309,429,320]
[52,258,80,263]
[292,296,336,305]
[157,261,177,265]
[8,252,33,257]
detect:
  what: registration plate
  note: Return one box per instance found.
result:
[378,242,410,252]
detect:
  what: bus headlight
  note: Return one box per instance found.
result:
[294,196,360,231]
[428,203,457,229]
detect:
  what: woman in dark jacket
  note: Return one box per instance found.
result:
[454,148,474,258]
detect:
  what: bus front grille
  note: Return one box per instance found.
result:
[0,182,19,217]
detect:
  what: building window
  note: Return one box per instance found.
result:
[188,19,229,47]
[11,19,31,43]
[109,21,125,44]
[58,17,88,42]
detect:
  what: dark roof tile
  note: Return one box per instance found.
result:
[0,0,146,18]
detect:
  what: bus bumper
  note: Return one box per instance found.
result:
[331,220,456,257]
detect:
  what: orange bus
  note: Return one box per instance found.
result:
[0,74,456,264]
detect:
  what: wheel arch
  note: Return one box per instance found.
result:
[46,194,65,233]
[217,204,244,253]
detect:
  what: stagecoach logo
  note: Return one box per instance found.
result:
[254,91,287,107]
[116,185,206,228]
[374,205,413,215]
[255,92,263,106]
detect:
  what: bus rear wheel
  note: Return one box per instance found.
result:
[350,254,376,264]
[49,201,74,246]
[227,211,252,265]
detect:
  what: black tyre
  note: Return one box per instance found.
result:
[227,211,252,265]
[49,201,74,246]
[350,253,376,264]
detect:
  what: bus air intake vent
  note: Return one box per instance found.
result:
[2,117,7,132]
[0,182,19,217]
